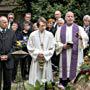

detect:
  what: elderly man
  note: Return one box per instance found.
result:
[0,16,16,90]
[55,11,89,87]
[54,10,61,28]
[7,12,15,29]
[27,17,55,85]
[57,18,65,31]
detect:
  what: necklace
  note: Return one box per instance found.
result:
[39,31,45,50]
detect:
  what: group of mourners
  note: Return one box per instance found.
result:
[0,10,90,90]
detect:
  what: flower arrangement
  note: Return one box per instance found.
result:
[79,56,90,75]
[15,40,26,50]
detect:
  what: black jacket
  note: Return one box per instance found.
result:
[0,29,16,69]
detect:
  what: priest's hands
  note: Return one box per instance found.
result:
[0,55,8,61]
[76,32,82,40]
[37,53,45,60]
[63,43,72,49]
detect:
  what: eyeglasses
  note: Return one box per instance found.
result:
[8,17,14,19]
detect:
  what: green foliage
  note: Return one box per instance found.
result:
[14,0,90,24]
[24,80,45,90]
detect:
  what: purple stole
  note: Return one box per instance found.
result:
[60,23,79,80]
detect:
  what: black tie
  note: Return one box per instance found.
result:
[2,29,6,33]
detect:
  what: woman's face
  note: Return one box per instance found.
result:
[47,22,53,29]
[83,19,90,26]
[11,23,18,32]
[24,24,30,31]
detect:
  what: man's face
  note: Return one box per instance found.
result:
[0,19,8,29]
[57,20,64,26]
[65,12,74,25]
[24,14,31,22]
[55,11,61,20]
[39,21,46,32]
[8,15,14,22]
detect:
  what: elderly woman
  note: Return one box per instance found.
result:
[83,15,90,56]
[83,15,90,34]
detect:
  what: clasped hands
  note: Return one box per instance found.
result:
[0,55,8,61]
[37,53,45,60]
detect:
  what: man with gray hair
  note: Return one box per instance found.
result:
[57,18,65,31]
[7,12,15,29]
[54,10,62,28]
[55,11,89,87]
[0,16,16,90]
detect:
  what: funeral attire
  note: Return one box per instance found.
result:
[83,25,90,56]
[46,27,57,71]
[27,30,55,85]
[21,30,32,80]
[12,30,23,82]
[55,23,89,86]
[8,21,13,29]
[0,28,16,90]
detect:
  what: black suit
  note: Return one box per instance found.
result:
[0,29,16,90]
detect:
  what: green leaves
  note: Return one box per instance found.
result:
[24,80,45,90]
[14,0,89,24]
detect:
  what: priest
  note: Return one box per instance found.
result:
[55,11,89,87]
[27,17,55,85]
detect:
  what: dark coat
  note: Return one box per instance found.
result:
[0,29,16,69]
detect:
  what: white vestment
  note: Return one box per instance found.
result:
[27,30,55,85]
[55,24,89,78]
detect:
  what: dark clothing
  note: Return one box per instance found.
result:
[12,31,31,81]
[88,27,90,45]
[15,31,23,41]
[46,27,56,36]
[0,64,12,90]
[22,31,30,51]
[21,31,32,79]
[0,29,16,69]
[18,20,33,33]
[84,26,90,56]
[59,78,70,87]
[46,27,58,71]
[12,31,23,81]
[0,29,16,90]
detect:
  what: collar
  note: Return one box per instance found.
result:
[0,27,7,32]
[38,29,46,34]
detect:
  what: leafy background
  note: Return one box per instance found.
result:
[13,0,90,25]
